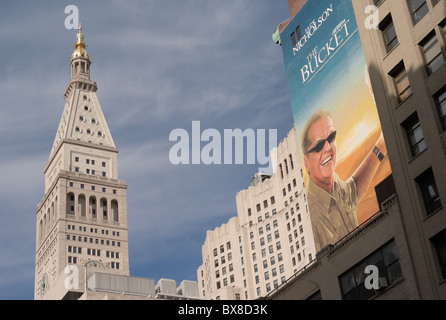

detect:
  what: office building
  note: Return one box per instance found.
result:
[197,128,317,300]
[34,26,199,300]
[266,0,446,300]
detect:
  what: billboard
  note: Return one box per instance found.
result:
[281,0,392,253]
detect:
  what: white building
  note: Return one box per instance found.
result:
[197,128,317,300]
[34,26,200,301]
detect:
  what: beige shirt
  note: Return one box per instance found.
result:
[307,174,358,252]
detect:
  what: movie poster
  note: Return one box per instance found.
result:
[281,0,392,253]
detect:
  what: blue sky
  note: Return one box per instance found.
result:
[0,1,294,300]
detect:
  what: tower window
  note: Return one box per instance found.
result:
[435,87,446,130]
[84,106,89,111]
[379,15,398,53]
[420,32,444,75]
[403,113,426,157]
[390,62,412,103]
[416,168,442,216]
[408,0,429,24]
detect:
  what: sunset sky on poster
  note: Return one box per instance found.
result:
[282,0,392,225]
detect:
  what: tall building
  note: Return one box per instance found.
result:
[265,0,446,300]
[34,25,130,300]
[197,128,317,300]
[34,26,201,301]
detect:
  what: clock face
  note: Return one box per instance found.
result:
[41,274,48,294]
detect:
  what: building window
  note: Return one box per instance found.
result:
[435,87,446,130]
[416,168,442,216]
[290,26,302,48]
[295,26,302,42]
[380,15,398,53]
[290,31,297,48]
[408,0,429,24]
[375,0,385,6]
[339,240,402,300]
[431,229,446,280]
[390,62,412,103]
[403,113,426,157]
[420,32,444,75]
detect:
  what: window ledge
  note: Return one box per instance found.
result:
[395,92,413,110]
[369,276,405,300]
[422,206,444,222]
[383,43,400,61]
[408,147,428,164]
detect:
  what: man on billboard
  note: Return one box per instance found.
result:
[302,110,387,252]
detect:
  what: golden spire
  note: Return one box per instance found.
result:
[71,23,89,59]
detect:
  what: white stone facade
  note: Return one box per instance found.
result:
[34,28,130,300]
[197,128,317,300]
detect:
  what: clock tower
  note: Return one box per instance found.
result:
[34,25,130,300]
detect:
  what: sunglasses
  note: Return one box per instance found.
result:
[306,131,337,154]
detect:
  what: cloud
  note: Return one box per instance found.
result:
[0,0,293,298]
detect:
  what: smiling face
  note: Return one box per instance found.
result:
[304,115,337,192]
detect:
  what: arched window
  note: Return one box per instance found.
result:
[67,192,75,215]
[78,194,86,217]
[54,196,58,222]
[101,198,108,220]
[89,196,97,219]
[111,200,119,222]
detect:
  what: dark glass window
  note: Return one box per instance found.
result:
[403,113,426,157]
[416,168,442,216]
[380,15,398,53]
[339,240,402,300]
[408,0,429,24]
